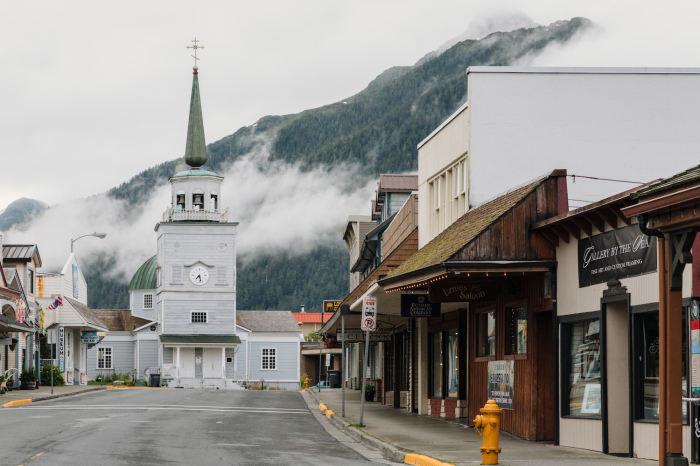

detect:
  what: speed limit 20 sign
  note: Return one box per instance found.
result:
[361,296,377,331]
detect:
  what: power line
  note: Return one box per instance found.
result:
[569,174,645,185]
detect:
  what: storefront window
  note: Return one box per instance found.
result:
[446,330,459,397]
[477,311,496,358]
[505,307,527,355]
[566,320,601,418]
[430,332,442,397]
[635,312,688,423]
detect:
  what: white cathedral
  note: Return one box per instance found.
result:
[85,63,302,390]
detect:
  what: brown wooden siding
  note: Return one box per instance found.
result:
[452,177,559,262]
[468,274,554,441]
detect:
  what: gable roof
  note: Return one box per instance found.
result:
[128,255,157,291]
[236,311,300,333]
[632,164,700,200]
[388,173,553,279]
[64,297,109,331]
[91,309,152,332]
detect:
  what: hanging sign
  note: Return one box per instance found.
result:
[401,294,440,317]
[429,280,496,303]
[578,224,657,288]
[361,296,377,331]
[337,325,392,342]
[487,360,514,410]
[323,300,342,313]
[58,326,65,372]
[80,331,100,345]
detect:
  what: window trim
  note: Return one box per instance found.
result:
[190,311,208,324]
[261,347,277,371]
[97,347,113,370]
[143,293,154,310]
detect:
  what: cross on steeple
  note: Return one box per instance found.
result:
[187,37,204,70]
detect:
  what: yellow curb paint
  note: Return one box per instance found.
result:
[325,409,334,418]
[319,403,327,411]
[404,453,451,466]
[2,399,32,408]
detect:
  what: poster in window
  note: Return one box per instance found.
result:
[580,383,602,414]
[488,360,514,410]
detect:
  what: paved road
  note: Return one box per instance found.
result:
[0,389,380,465]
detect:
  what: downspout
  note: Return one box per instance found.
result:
[551,267,559,446]
[637,214,663,238]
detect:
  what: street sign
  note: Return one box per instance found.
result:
[325,353,331,367]
[58,326,65,372]
[361,296,377,331]
[323,300,342,313]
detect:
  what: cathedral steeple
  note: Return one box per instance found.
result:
[184,38,207,168]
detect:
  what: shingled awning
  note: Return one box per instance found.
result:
[159,334,241,345]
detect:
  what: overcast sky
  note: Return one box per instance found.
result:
[3,0,700,208]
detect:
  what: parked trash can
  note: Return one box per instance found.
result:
[149,367,161,387]
[327,370,341,388]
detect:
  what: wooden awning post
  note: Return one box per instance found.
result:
[659,235,667,466]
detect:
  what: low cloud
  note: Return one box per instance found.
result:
[4,140,376,282]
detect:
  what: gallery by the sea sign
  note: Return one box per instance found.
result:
[578,224,657,288]
[401,294,440,317]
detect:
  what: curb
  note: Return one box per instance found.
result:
[1,386,107,407]
[308,390,406,463]
[2,399,32,408]
[404,453,452,466]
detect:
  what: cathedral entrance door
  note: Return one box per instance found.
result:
[180,348,195,378]
[202,348,222,378]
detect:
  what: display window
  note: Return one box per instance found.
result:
[446,330,459,398]
[633,310,688,423]
[562,319,602,419]
[430,332,442,398]
[477,310,496,359]
[505,306,527,357]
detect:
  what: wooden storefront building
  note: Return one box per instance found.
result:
[378,170,567,440]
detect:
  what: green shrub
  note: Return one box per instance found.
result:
[41,365,65,386]
[20,368,37,383]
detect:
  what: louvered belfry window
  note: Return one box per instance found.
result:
[172,266,183,284]
[217,267,226,285]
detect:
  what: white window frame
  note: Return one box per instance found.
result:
[261,347,277,370]
[190,311,208,324]
[97,347,113,369]
[143,293,153,310]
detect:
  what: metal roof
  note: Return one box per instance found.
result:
[128,255,157,291]
[292,312,335,324]
[2,244,41,265]
[378,174,418,192]
[159,334,242,344]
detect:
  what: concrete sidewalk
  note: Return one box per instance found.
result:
[315,389,654,466]
[1,384,106,406]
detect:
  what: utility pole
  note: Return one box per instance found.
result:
[341,314,345,417]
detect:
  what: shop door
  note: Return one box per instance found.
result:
[180,348,195,378]
[203,348,222,378]
[604,299,631,455]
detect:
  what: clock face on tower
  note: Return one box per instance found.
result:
[189,266,209,286]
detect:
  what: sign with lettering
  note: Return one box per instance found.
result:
[578,224,657,288]
[323,300,342,313]
[400,294,440,317]
[361,296,377,331]
[429,281,495,303]
[487,360,514,410]
[58,326,65,372]
[337,325,392,342]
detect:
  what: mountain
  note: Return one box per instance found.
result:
[0,198,48,232]
[55,18,593,311]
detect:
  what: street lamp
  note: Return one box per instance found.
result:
[71,232,107,252]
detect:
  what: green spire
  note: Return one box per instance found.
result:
[184,69,207,168]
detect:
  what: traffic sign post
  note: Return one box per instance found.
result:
[359,296,377,427]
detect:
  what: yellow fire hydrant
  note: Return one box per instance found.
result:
[474,399,502,465]
[304,378,309,390]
